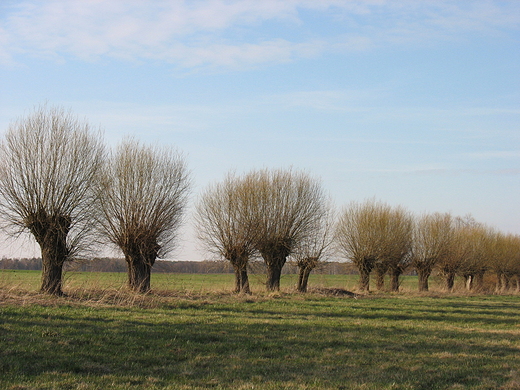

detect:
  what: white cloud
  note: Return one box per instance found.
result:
[0,26,12,64]
[1,0,518,68]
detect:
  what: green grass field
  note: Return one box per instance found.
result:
[1,270,519,390]
[0,269,450,294]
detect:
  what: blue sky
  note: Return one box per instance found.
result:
[0,0,519,260]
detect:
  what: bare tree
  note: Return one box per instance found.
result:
[490,232,520,293]
[411,212,454,292]
[436,215,485,292]
[247,168,328,292]
[0,104,105,295]
[459,224,492,292]
[195,173,258,294]
[290,203,335,293]
[97,139,190,293]
[380,206,414,292]
[335,200,392,292]
[435,218,464,292]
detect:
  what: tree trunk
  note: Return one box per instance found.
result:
[233,265,251,294]
[231,256,251,294]
[390,268,401,292]
[35,226,69,295]
[240,268,251,294]
[126,257,152,293]
[233,267,241,293]
[501,274,511,292]
[373,261,388,291]
[260,249,287,292]
[417,268,431,292]
[40,255,65,295]
[495,271,503,293]
[297,266,312,293]
[474,271,485,292]
[464,274,473,291]
[266,260,284,291]
[36,220,70,296]
[375,270,385,291]
[358,268,371,292]
[445,272,455,292]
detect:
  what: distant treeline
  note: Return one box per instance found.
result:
[0,257,360,275]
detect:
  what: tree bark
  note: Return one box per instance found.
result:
[474,271,485,292]
[374,261,388,291]
[266,260,284,291]
[445,272,455,292]
[417,268,431,292]
[261,249,287,292]
[358,268,371,292]
[297,266,312,293]
[233,265,251,294]
[233,267,241,293]
[40,254,65,295]
[240,268,251,294]
[375,270,385,291]
[390,268,401,292]
[126,256,152,293]
[495,271,503,293]
[501,274,511,292]
[464,274,473,291]
[34,216,70,296]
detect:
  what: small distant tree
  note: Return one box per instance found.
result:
[436,215,484,292]
[435,218,464,292]
[490,232,520,293]
[380,206,414,292]
[370,206,413,292]
[335,200,391,292]
[411,212,454,292]
[458,224,492,291]
[97,139,190,293]
[195,173,258,294]
[247,169,328,292]
[291,204,335,293]
[0,105,105,295]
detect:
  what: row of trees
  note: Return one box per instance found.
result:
[0,105,518,295]
[196,176,520,294]
[0,257,361,275]
[195,169,333,293]
[336,200,520,293]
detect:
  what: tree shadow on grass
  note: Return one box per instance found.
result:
[1,301,518,389]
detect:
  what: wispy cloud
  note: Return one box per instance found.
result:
[463,150,520,160]
[1,0,518,69]
[268,89,385,111]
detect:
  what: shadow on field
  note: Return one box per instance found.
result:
[1,299,519,389]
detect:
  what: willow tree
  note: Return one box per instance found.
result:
[97,139,190,293]
[435,216,482,292]
[490,232,520,293]
[247,168,328,292]
[195,173,258,294]
[335,200,405,292]
[291,204,335,293]
[411,212,454,292]
[459,224,492,291]
[380,206,414,292]
[0,104,105,295]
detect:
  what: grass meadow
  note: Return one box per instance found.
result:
[0,270,519,390]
